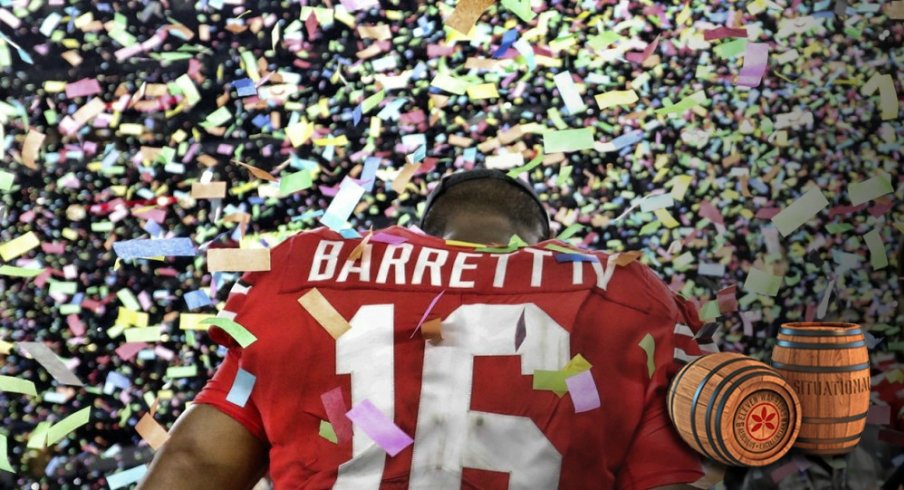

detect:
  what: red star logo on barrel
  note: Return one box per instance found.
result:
[746,402,780,442]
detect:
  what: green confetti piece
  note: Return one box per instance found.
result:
[714,38,748,58]
[699,300,721,321]
[280,169,313,196]
[165,365,198,379]
[201,107,232,128]
[543,128,595,153]
[532,370,570,397]
[825,223,853,234]
[117,289,142,311]
[501,0,536,21]
[123,327,163,343]
[744,267,784,296]
[27,421,50,449]
[0,265,43,277]
[48,281,77,296]
[638,333,656,379]
[319,420,338,444]
[0,170,13,192]
[771,187,829,237]
[46,407,91,446]
[0,434,13,473]
[507,153,544,178]
[361,90,385,114]
[556,223,584,241]
[199,317,257,348]
[848,173,893,205]
[0,375,38,397]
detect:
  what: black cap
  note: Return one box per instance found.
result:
[419,169,550,239]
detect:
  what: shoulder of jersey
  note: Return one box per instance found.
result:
[241,228,334,286]
[587,250,682,322]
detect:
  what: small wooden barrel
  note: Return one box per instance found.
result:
[668,352,801,467]
[771,322,870,455]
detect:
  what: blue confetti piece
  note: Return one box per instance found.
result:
[554,253,599,263]
[232,78,257,97]
[112,238,197,260]
[352,105,363,126]
[339,228,362,239]
[361,157,381,192]
[143,220,162,237]
[493,29,519,58]
[107,465,148,490]
[184,290,212,310]
[611,130,644,150]
[226,368,256,407]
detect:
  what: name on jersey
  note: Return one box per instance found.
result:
[306,240,609,289]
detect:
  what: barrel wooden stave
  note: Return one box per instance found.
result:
[668,352,801,467]
[772,322,869,455]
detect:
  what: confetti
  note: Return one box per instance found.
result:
[321,387,353,444]
[345,399,413,457]
[46,407,91,446]
[848,173,894,206]
[744,267,784,296]
[0,231,40,261]
[226,368,256,408]
[565,370,601,413]
[206,248,271,272]
[543,128,595,153]
[638,334,656,379]
[199,317,257,348]
[298,288,351,339]
[18,342,84,387]
[770,187,829,237]
[112,238,197,260]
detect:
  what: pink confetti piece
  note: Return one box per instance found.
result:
[321,387,353,444]
[370,232,408,245]
[625,34,660,64]
[737,42,769,87]
[565,370,601,413]
[703,26,748,41]
[65,78,103,99]
[346,399,413,457]
[410,289,445,339]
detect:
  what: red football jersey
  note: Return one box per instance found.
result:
[195,226,707,489]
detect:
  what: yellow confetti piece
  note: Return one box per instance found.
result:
[298,288,351,339]
[206,248,271,272]
[466,82,499,99]
[638,333,656,378]
[594,89,639,110]
[314,135,350,146]
[179,313,216,330]
[0,231,40,261]
[444,239,486,248]
[21,129,45,169]
[286,120,314,147]
[653,208,680,228]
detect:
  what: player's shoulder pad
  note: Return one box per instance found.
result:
[589,251,682,322]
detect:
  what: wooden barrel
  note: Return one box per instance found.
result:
[771,322,870,455]
[668,352,801,467]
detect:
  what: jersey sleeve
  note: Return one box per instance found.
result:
[615,268,706,490]
[192,271,268,443]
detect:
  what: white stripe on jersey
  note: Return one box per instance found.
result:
[673,323,695,338]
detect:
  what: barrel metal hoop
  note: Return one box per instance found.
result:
[778,328,862,337]
[690,357,747,463]
[802,411,868,424]
[771,361,870,373]
[711,369,780,464]
[795,433,862,445]
[775,340,866,350]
